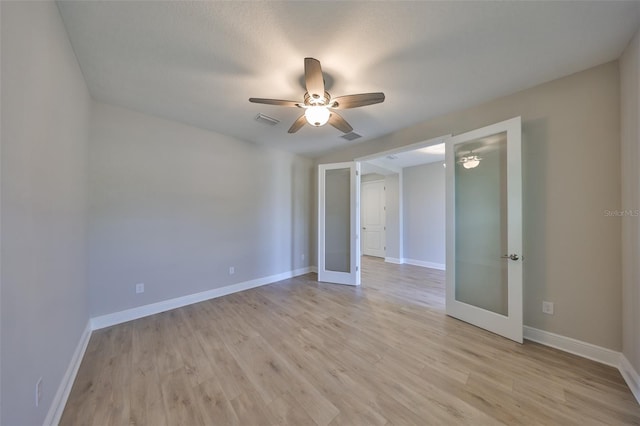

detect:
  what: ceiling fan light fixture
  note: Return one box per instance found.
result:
[249,58,384,133]
[305,106,330,127]
[459,155,481,169]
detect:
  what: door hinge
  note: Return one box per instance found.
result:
[356,170,359,176]
[384,226,386,230]
[356,266,359,271]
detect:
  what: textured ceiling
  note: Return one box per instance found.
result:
[57,1,640,157]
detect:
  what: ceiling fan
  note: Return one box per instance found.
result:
[249,58,385,134]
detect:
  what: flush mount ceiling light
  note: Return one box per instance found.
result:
[458,154,482,169]
[249,58,385,134]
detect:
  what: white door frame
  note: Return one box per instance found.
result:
[445,116,523,343]
[318,162,361,285]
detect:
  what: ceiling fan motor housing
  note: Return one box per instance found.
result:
[304,92,331,106]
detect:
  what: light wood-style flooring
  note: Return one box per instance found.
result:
[61,257,640,425]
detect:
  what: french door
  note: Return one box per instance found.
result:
[318,162,361,285]
[445,117,523,343]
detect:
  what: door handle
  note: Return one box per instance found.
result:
[501,254,520,261]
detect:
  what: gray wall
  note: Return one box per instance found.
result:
[317,62,622,350]
[1,2,91,425]
[621,27,640,373]
[88,102,313,316]
[403,162,446,266]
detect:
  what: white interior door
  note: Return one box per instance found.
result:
[361,180,386,258]
[318,162,361,285]
[445,117,523,343]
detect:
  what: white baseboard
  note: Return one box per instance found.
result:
[384,257,403,264]
[91,266,313,330]
[402,258,446,271]
[44,320,92,426]
[524,326,640,404]
[620,354,640,404]
[523,326,620,367]
[309,265,318,273]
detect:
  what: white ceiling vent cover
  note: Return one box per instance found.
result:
[341,132,362,141]
[255,113,279,126]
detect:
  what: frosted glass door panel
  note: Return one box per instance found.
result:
[454,132,508,315]
[325,168,351,273]
[318,162,360,286]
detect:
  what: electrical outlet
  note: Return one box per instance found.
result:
[35,377,42,407]
[542,301,554,315]
[135,283,144,294]
[229,266,235,275]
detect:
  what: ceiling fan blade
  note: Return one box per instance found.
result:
[249,98,302,108]
[304,57,325,100]
[330,92,385,109]
[288,115,307,133]
[328,112,353,133]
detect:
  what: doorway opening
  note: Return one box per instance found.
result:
[358,136,448,269]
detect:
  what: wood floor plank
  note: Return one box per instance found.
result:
[194,377,239,426]
[61,256,640,425]
[228,388,280,425]
[159,369,207,426]
[194,326,252,402]
[267,391,318,426]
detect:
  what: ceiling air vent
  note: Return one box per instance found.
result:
[255,113,279,126]
[341,132,362,141]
